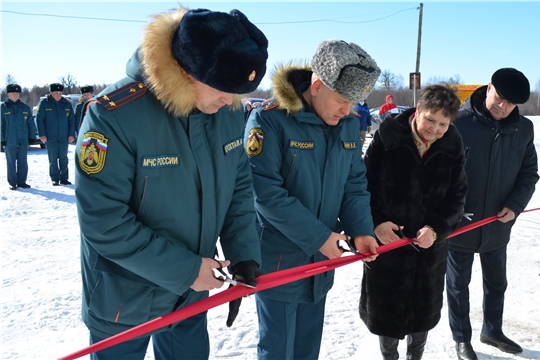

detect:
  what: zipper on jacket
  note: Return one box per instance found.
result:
[285,154,297,187]
[137,176,149,215]
[323,126,329,143]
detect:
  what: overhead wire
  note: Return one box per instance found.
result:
[1,6,418,25]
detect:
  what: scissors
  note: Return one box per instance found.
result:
[213,258,256,289]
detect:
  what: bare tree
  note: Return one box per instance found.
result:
[58,73,78,94]
[4,74,17,86]
[448,74,463,84]
[378,70,402,90]
[426,74,463,85]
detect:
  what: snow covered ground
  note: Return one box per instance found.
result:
[2,117,539,360]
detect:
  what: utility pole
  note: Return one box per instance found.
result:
[414,3,423,104]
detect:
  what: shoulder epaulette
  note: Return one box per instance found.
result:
[261,98,280,111]
[96,81,148,111]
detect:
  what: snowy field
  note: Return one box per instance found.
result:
[2,117,539,360]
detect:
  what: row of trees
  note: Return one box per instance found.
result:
[4,72,540,115]
[251,70,540,115]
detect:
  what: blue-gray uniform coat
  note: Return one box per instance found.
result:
[450,86,539,253]
[244,64,374,304]
[75,97,85,131]
[36,95,76,143]
[1,98,36,147]
[75,13,261,338]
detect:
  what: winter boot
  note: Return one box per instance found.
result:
[379,336,399,360]
[405,331,428,360]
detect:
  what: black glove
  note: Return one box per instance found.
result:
[28,138,36,145]
[226,260,262,327]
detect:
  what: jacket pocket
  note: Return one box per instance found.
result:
[88,271,154,326]
[136,176,157,223]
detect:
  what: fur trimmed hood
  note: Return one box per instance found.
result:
[137,7,241,117]
[271,62,312,115]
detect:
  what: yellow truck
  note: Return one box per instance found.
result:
[450,84,483,104]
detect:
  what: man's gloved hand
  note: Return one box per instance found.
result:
[226,260,262,327]
[28,138,36,145]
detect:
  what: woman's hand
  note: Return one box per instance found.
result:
[414,226,436,249]
[374,222,403,244]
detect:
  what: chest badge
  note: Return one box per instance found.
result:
[246,128,264,157]
[79,131,109,175]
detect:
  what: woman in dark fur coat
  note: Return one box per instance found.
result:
[360,85,468,360]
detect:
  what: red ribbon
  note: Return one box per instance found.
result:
[58,207,539,360]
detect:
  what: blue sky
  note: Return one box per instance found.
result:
[2,1,540,93]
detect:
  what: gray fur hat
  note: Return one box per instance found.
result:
[311,39,380,102]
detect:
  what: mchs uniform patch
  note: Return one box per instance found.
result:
[246,128,264,157]
[79,132,109,175]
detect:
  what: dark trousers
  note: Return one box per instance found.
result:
[446,246,508,342]
[256,294,326,360]
[90,312,209,360]
[45,142,69,181]
[4,146,28,185]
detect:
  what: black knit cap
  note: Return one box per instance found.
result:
[172,8,268,94]
[49,83,64,92]
[6,84,21,93]
[80,85,94,94]
[491,68,530,104]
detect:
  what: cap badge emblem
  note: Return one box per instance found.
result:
[248,70,256,82]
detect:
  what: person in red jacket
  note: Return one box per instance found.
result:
[379,94,398,120]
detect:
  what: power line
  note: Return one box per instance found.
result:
[0,10,147,23]
[257,7,418,25]
[1,6,418,25]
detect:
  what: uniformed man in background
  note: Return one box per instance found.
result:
[75,85,94,131]
[1,84,36,190]
[36,83,76,186]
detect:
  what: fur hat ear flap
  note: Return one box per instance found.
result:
[172,8,268,94]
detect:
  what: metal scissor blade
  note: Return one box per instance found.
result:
[222,278,256,289]
[213,258,256,289]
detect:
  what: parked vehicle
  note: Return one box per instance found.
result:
[449,84,482,104]
[368,105,408,137]
[30,107,47,149]
[241,97,266,124]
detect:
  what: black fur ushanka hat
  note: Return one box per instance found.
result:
[80,85,94,94]
[6,84,21,93]
[49,83,64,92]
[172,8,268,94]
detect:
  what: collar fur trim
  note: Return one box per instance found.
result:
[140,7,240,117]
[271,62,311,115]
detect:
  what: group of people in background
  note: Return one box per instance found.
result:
[1,83,94,188]
[2,5,538,360]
